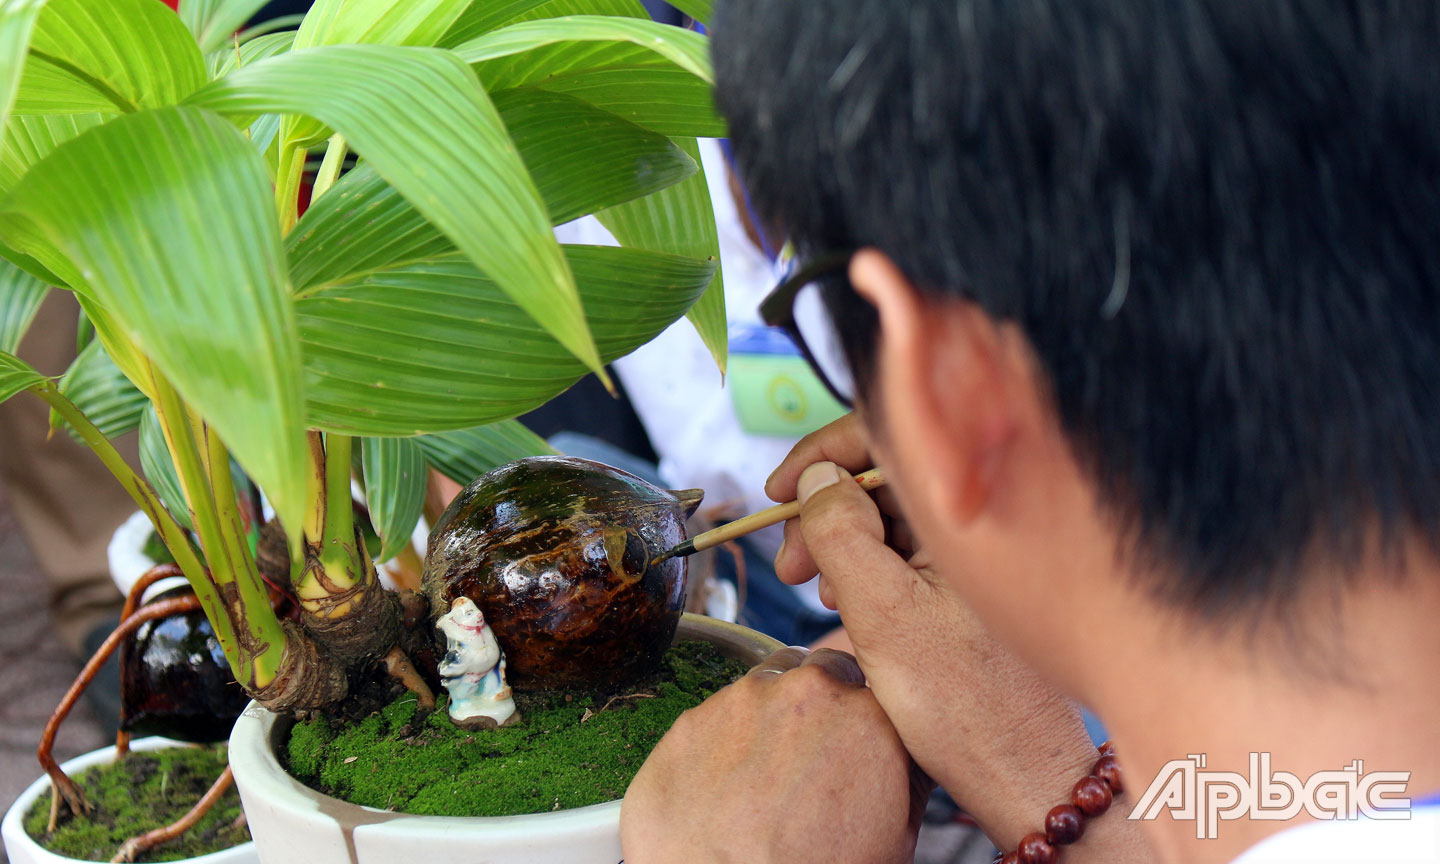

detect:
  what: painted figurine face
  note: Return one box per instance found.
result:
[439,595,488,640]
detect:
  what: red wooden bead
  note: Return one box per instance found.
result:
[999,853,1021,864]
[1072,775,1114,816]
[1094,754,1125,795]
[1098,740,1116,757]
[1017,833,1057,864]
[1044,803,1086,845]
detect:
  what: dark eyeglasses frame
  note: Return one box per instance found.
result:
[758,250,856,409]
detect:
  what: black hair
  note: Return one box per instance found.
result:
[713,0,1440,614]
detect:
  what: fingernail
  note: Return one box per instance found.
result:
[797,462,843,504]
[775,538,787,564]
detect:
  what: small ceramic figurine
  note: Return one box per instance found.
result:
[436,596,519,729]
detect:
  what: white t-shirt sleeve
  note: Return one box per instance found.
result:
[1231,807,1440,863]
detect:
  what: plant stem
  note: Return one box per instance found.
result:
[295,432,364,605]
[311,135,347,203]
[275,142,306,235]
[29,381,236,658]
[202,422,287,684]
[150,371,286,688]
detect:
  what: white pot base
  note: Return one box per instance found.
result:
[1,737,257,864]
[229,614,782,864]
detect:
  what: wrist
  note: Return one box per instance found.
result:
[988,742,1135,864]
[968,741,1103,851]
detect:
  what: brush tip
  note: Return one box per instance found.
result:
[650,538,696,566]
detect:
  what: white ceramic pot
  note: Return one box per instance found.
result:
[229,614,783,864]
[1,737,258,864]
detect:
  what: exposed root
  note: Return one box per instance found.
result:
[120,563,184,622]
[109,765,235,863]
[381,645,435,710]
[41,595,202,831]
[46,770,90,834]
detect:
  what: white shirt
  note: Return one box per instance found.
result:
[1232,806,1440,863]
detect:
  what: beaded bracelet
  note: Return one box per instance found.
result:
[992,741,1124,864]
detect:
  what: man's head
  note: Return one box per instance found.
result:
[714,1,1440,655]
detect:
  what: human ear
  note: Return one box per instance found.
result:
[847,249,1017,526]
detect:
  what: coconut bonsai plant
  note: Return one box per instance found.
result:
[0,0,746,859]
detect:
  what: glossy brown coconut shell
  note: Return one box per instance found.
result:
[120,587,250,742]
[422,456,701,692]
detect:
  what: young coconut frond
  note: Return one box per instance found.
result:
[0,0,726,768]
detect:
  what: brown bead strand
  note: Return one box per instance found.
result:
[991,742,1124,864]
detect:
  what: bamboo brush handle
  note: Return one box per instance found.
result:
[689,467,888,554]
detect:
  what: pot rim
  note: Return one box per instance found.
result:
[1,737,256,864]
[229,613,783,829]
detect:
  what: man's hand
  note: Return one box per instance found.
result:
[621,646,928,864]
[765,415,1105,850]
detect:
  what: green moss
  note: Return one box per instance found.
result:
[285,640,747,817]
[23,744,248,862]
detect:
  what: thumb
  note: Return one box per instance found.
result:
[796,462,916,613]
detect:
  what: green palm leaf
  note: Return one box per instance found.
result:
[180,0,274,53]
[0,105,309,542]
[188,44,607,379]
[287,90,696,289]
[361,435,426,562]
[0,255,45,352]
[293,0,470,50]
[438,0,645,48]
[0,112,109,196]
[456,15,723,137]
[0,345,43,404]
[280,0,473,147]
[299,244,716,435]
[16,0,206,113]
[54,338,145,441]
[416,420,557,485]
[0,0,46,137]
[139,404,192,532]
[206,30,294,79]
[598,136,726,373]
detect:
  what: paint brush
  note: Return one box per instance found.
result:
[650,467,888,565]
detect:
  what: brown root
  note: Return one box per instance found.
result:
[248,622,349,714]
[109,766,235,863]
[41,594,202,831]
[381,645,435,710]
[46,770,90,834]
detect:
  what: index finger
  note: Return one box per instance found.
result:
[765,413,873,503]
